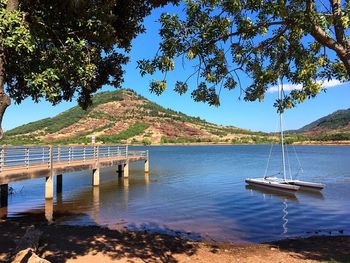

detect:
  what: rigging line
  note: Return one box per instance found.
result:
[264,144,273,178]
[280,77,293,180]
[292,144,304,178]
[269,172,282,177]
[264,140,274,178]
[285,143,293,180]
[264,109,279,178]
[279,78,287,181]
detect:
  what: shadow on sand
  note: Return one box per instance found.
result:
[1,213,349,263]
[0,216,198,263]
[41,223,197,263]
[269,235,350,262]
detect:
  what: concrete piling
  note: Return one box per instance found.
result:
[92,168,100,186]
[0,184,8,207]
[123,162,129,178]
[57,174,62,194]
[145,159,149,173]
[45,176,54,199]
[117,164,123,177]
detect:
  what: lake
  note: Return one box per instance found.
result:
[2,145,350,243]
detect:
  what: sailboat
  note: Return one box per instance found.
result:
[245,80,325,193]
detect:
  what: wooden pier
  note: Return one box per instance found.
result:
[0,145,149,215]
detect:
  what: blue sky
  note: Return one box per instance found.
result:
[3,6,350,132]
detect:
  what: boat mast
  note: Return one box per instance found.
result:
[279,79,287,181]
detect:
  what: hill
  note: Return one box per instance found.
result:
[290,108,350,143]
[3,90,349,145]
[3,89,273,145]
[298,108,350,133]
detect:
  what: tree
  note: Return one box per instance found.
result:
[138,0,350,112]
[0,0,173,139]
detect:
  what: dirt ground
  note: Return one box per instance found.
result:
[0,219,349,263]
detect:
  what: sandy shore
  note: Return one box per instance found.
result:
[0,218,349,263]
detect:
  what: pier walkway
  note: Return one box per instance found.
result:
[0,145,149,211]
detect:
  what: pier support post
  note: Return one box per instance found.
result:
[144,159,149,173]
[0,184,8,207]
[46,145,54,199]
[57,174,62,194]
[45,176,54,199]
[123,162,129,178]
[92,168,100,186]
[117,164,123,177]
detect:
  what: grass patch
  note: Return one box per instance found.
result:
[160,137,216,144]
[6,90,124,136]
[99,123,149,144]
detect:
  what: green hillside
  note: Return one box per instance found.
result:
[3,89,266,145]
[6,91,124,136]
[299,108,350,132]
[3,89,349,145]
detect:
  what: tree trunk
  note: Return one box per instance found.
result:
[0,49,11,140]
[0,92,11,140]
[0,0,19,140]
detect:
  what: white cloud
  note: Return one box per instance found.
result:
[267,79,345,93]
[321,79,343,88]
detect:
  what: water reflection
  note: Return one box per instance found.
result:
[245,184,325,202]
[92,186,100,224]
[0,206,7,219]
[297,189,324,200]
[145,173,150,185]
[45,198,53,223]
[57,192,63,206]
[245,185,299,202]
[245,185,293,236]
[282,200,288,235]
[123,178,129,210]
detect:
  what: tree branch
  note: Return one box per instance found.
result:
[240,27,288,67]
[329,0,347,46]
[208,20,289,46]
[307,0,347,56]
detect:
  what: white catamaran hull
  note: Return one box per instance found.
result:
[286,180,325,190]
[245,178,300,193]
[264,177,325,191]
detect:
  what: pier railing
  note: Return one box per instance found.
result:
[0,145,148,172]
[127,150,148,158]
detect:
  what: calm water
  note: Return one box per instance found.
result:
[2,145,350,243]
